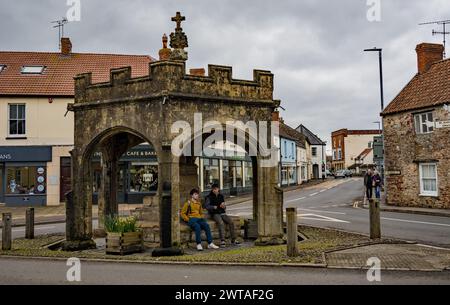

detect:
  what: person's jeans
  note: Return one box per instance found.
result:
[212,214,236,242]
[366,186,373,200]
[188,218,213,245]
[375,186,381,199]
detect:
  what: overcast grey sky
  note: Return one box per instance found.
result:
[1,0,449,151]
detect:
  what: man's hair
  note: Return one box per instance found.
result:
[190,188,200,196]
[211,184,220,190]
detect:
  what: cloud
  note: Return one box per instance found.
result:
[1,0,450,151]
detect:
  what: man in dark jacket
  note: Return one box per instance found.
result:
[364,169,373,201]
[205,184,240,247]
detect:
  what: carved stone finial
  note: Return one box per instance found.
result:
[169,11,188,58]
[159,33,172,61]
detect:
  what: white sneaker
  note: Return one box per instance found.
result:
[197,244,204,251]
[208,243,219,249]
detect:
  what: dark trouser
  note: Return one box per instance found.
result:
[375,186,381,199]
[212,214,236,242]
[188,218,213,245]
[366,186,373,200]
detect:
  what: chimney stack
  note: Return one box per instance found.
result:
[189,68,205,76]
[416,43,444,74]
[272,111,280,122]
[61,37,72,56]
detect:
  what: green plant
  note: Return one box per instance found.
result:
[104,215,138,234]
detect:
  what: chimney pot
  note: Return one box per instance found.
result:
[189,68,205,76]
[61,37,72,56]
[416,43,444,74]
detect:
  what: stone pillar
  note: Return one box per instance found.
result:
[63,149,96,251]
[157,145,182,248]
[254,160,284,246]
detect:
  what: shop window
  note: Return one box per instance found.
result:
[6,166,46,195]
[203,159,220,190]
[129,163,158,193]
[244,161,253,187]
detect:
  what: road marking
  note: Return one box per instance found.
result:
[319,190,326,193]
[298,208,346,215]
[381,217,450,228]
[309,192,319,197]
[12,225,56,232]
[285,197,306,203]
[298,213,350,224]
[416,244,450,251]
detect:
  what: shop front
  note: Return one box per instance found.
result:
[199,157,253,197]
[281,163,297,187]
[0,146,52,206]
[92,144,158,204]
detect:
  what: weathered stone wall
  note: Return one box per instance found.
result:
[65,59,283,249]
[383,107,450,209]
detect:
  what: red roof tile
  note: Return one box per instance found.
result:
[382,58,450,116]
[0,52,153,96]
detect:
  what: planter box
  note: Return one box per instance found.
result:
[106,232,144,255]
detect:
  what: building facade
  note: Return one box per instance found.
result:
[382,43,450,209]
[331,129,381,171]
[296,124,326,179]
[0,38,152,206]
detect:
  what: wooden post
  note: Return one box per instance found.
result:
[2,213,12,251]
[26,208,35,239]
[286,208,298,257]
[369,199,381,239]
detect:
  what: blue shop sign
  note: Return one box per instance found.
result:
[0,146,52,162]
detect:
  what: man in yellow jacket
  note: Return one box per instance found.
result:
[181,188,219,251]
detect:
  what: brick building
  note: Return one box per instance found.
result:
[331,129,381,171]
[382,43,450,209]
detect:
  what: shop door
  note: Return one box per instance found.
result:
[60,157,72,202]
[117,162,126,203]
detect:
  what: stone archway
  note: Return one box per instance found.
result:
[63,13,284,251]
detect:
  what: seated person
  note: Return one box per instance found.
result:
[181,188,219,251]
[205,184,240,247]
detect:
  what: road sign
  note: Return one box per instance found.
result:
[435,120,450,129]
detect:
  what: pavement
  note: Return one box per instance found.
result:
[326,243,450,272]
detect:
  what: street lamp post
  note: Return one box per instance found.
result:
[364,48,384,112]
[364,47,386,177]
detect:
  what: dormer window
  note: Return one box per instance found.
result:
[21,66,45,74]
[0,65,6,73]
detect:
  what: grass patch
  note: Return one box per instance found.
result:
[0,226,374,265]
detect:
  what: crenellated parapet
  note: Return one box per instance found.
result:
[73,60,275,107]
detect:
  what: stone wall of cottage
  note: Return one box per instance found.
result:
[383,106,450,209]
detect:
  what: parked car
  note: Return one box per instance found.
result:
[325,170,333,177]
[335,170,353,178]
[334,170,346,179]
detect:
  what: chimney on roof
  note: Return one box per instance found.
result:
[272,110,280,122]
[61,37,72,56]
[416,43,444,74]
[189,68,205,76]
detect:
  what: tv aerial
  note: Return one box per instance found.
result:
[419,19,450,58]
[51,17,69,50]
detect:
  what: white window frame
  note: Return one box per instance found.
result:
[414,111,434,134]
[312,147,317,157]
[8,104,26,137]
[419,163,438,197]
[21,65,45,74]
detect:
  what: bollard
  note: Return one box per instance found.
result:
[369,199,381,239]
[286,208,299,257]
[2,213,12,251]
[26,208,35,239]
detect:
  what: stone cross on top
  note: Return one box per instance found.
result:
[172,12,185,30]
[169,11,188,51]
